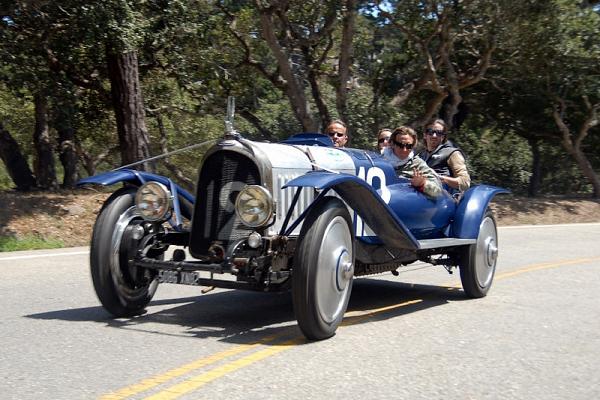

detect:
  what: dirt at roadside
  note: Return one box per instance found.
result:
[0,189,111,247]
[1,189,600,248]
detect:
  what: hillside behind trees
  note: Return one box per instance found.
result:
[1,0,599,197]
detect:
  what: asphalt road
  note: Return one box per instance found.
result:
[1,223,599,400]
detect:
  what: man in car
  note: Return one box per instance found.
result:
[325,120,348,148]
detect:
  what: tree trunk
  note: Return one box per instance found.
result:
[527,138,541,197]
[553,99,600,198]
[106,48,151,170]
[571,148,600,198]
[0,122,37,191]
[53,100,78,188]
[256,5,317,131]
[33,93,58,189]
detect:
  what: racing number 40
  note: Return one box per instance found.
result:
[355,166,389,237]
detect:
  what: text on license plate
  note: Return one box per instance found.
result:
[158,270,202,286]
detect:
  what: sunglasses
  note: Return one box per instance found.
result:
[328,131,346,138]
[378,137,390,144]
[425,128,446,136]
[392,141,413,150]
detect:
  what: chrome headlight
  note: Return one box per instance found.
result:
[235,185,274,227]
[135,182,172,221]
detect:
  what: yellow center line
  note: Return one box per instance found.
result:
[445,256,600,289]
[99,333,286,400]
[103,256,600,399]
[342,299,424,325]
[494,257,600,280]
[140,300,426,400]
[142,337,305,400]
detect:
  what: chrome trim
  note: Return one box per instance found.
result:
[418,238,477,250]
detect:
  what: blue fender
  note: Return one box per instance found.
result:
[77,169,195,228]
[451,185,510,239]
[284,171,420,250]
[77,169,195,204]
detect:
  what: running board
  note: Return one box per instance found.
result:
[418,238,476,250]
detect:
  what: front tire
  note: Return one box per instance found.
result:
[90,187,158,317]
[459,209,498,298]
[292,197,354,340]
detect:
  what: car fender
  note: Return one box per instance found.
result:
[284,171,419,250]
[77,169,195,222]
[77,169,194,202]
[451,185,510,239]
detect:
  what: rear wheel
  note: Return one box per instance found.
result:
[90,187,158,317]
[459,209,498,298]
[292,197,354,340]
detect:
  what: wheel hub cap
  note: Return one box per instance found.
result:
[486,238,498,266]
[336,250,353,291]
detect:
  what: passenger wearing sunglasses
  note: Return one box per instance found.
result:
[382,126,442,198]
[418,119,470,192]
[325,120,348,148]
[376,128,393,154]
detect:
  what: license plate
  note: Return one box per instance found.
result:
[158,270,201,286]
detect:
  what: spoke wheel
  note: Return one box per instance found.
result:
[293,197,354,340]
[459,209,498,298]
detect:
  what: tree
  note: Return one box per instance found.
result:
[491,0,600,197]
[371,0,500,129]
[2,1,153,172]
[0,122,36,191]
[218,0,359,132]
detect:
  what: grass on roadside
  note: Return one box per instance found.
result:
[0,235,64,252]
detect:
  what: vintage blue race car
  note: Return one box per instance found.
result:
[78,130,508,340]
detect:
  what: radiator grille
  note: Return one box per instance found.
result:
[189,151,260,257]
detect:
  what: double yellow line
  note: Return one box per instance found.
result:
[101,256,600,400]
[100,333,298,400]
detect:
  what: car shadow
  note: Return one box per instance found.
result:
[25,278,467,344]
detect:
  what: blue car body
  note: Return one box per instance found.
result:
[80,132,509,340]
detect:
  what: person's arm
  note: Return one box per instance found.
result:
[444,151,471,191]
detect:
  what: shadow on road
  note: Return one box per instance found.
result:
[25,277,467,344]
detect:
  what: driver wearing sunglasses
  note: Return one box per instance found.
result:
[382,126,442,198]
[325,120,348,148]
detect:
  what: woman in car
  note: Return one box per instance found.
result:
[376,128,393,153]
[383,126,442,198]
[418,118,470,192]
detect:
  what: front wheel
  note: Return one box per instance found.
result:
[459,209,498,298]
[90,187,158,317]
[292,197,355,340]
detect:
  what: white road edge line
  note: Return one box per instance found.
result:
[0,250,90,261]
[0,223,598,261]
[499,222,600,229]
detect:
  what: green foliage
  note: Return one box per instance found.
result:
[0,235,64,252]
[1,0,599,197]
[0,164,13,190]
[456,126,532,195]
[0,83,35,157]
